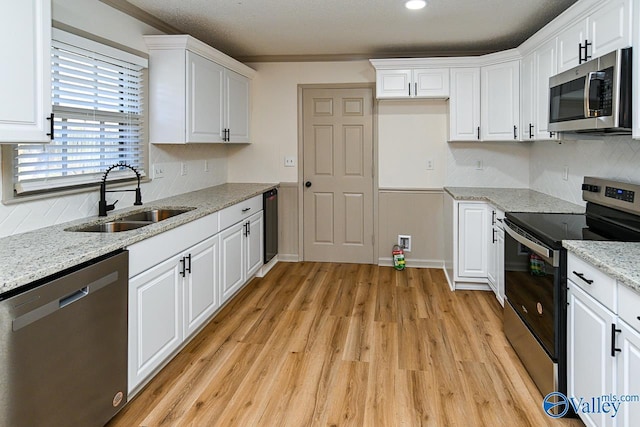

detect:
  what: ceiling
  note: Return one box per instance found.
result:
[118,0,579,62]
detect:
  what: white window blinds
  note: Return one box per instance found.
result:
[13,31,147,194]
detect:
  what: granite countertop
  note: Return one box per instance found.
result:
[0,183,277,297]
[444,187,585,214]
[563,241,640,293]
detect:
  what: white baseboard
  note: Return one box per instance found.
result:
[453,282,492,291]
[278,254,300,262]
[378,257,443,269]
[256,256,279,277]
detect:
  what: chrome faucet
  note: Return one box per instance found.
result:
[99,163,143,216]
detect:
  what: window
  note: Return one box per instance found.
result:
[11,30,147,195]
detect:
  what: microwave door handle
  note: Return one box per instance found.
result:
[584,71,605,118]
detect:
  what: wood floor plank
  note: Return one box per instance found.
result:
[109,264,584,427]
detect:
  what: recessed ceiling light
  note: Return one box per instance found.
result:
[405,0,427,10]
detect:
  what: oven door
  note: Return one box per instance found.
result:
[503,220,561,359]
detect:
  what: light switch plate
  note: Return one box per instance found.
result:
[153,163,165,179]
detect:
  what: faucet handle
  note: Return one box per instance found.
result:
[107,199,119,212]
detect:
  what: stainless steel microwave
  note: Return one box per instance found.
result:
[548,47,631,134]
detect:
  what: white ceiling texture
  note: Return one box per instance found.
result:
[123,0,578,61]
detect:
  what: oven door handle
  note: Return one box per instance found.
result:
[504,221,560,267]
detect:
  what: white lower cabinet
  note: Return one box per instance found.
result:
[221,211,263,304]
[457,202,489,279]
[567,253,640,427]
[568,282,616,427]
[129,234,219,393]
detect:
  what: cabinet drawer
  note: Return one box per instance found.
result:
[567,254,616,311]
[219,195,262,230]
[618,284,640,333]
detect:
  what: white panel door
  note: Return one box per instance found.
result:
[225,69,250,143]
[0,0,51,143]
[245,212,264,279]
[220,222,245,303]
[376,69,412,98]
[557,18,588,73]
[183,235,220,339]
[457,203,489,278]
[481,60,520,141]
[128,254,182,393]
[449,68,481,141]
[617,321,640,427]
[567,283,616,427]
[534,38,559,140]
[186,51,224,143]
[589,0,632,60]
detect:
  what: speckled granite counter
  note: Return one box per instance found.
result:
[563,241,640,293]
[444,187,585,213]
[0,183,277,296]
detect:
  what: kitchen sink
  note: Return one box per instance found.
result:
[66,207,194,233]
[116,208,193,223]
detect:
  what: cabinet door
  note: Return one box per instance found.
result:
[413,68,449,98]
[457,203,488,278]
[495,227,505,306]
[220,222,245,304]
[186,51,224,143]
[567,283,616,427]
[128,254,182,393]
[225,70,250,143]
[557,18,588,73]
[0,0,52,143]
[449,68,481,141]
[245,212,264,279]
[534,38,559,140]
[376,69,412,98]
[487,210,498,289]
[183,235,220,339]
[617,321,640,427]
[481,61,520,141]
[520,53,535,141]
[589,0,631,60]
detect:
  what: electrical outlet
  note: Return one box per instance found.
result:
[475,160,483,170]
[153,163,165,179]
[181,162,188,176]
[426,159,434,170]
[284,156,296,167]
[398,235,412,252]
[563,166,569,181]
[204,160,209,172]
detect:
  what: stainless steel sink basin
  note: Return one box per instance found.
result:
[71,221,152,233]
[116,208,193,223]
[66,207,194,233]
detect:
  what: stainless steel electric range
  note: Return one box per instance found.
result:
[502,177,640,407]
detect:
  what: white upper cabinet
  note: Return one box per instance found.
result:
[449,67,481,141]
[370,60,449,99]
[481,61,520,141]
[145,35,255,144]
[449,59,519,142]
[0,0,52,143]
[557,0,631,73]
[520,38,559,141]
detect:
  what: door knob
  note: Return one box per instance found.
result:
[305,181,312,188]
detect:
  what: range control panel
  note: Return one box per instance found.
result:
[605,186,635,203]
[583,177,640,215]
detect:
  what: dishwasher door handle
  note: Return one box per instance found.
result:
[59,287,88,308]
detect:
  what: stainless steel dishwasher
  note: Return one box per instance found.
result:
[0,250,128,427]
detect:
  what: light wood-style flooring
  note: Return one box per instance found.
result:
[108,263,584,426]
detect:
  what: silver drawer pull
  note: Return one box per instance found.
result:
[572,271,594,285]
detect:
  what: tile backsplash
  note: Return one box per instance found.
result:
[530,135,640,205]
[0,144,227,238]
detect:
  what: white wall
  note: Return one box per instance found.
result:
[530,134,640,205]
[378,100,448,189]
[0,1,228,237]
[226,61,375,183]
